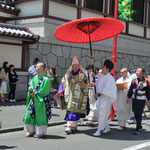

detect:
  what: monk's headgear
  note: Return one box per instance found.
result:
[72,56,79,65]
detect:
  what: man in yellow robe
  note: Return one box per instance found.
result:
[58,56,89,134]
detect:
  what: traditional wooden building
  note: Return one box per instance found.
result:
[0,0,40,99]
[0,0,150,99]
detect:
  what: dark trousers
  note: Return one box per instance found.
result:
[132,99,145,130]
[86,97,90,115]
[9,84,16,99]
[50,93,57,106]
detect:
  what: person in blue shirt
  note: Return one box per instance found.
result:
[28,58,40,85]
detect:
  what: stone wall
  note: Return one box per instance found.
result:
[29,40,150,81]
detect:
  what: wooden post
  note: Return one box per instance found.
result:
[112,0,118,79]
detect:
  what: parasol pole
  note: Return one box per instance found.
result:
[88,24,96,93]
[89,35,96,94]
[88,23,94,72]
[112,0,118,79]
[89,36,94,71]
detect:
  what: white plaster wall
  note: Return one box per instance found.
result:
[129,23,144,37]
[0,44,22,68]
[29,26,45,37]
[16,0,43,17]
[81,10,104,18]
[49,1,77,20]
[15,18,45,25]
[147,28,150,39]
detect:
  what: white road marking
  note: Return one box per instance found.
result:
[122,142,150,150]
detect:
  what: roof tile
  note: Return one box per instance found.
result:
[0,2,20,13]
[0,23,39,42]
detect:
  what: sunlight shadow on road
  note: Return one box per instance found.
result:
[0,145,17,149]
[42,135,66,140]
[0,101,26,107]
[82,128,150,141]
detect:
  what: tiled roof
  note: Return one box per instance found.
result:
[0,23,39,42]
[0,2,20,13]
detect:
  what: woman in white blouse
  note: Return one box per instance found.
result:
[1,61,9,102]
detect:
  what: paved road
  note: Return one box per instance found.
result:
[0,121,150,150]
[1,101,150,150]
[0,101,66,129]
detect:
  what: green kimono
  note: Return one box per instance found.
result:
[24,73,50,126]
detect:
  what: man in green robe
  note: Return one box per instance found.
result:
[24,63,50,138]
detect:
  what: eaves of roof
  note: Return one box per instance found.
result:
[0,23,40,44]
[0,2,20,16]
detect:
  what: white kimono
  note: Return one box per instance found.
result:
[86,87,98,122]
[115,74,133,126]
[86,71,98,122]
[96,73,117,131]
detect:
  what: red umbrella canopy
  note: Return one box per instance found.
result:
[54,17,124,43]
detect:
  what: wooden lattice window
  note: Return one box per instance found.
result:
[109,0,114,16]
[85,0,104,12]
[132,0,144,24]
[61,0,76,4]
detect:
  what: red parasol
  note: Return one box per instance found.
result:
[55,17,124,43]
[54,17,124,69]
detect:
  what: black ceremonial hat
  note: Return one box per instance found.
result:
[104,59,114,71]
[86,65,92,70]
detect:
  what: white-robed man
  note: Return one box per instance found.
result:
[93,59,117,136]
[115,68,133,130]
